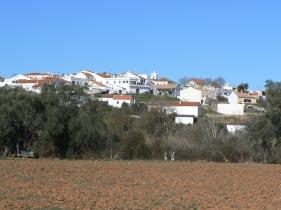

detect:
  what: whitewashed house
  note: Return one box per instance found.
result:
[61,70,151,94]
[3,76,68,93]
[178,87,203,104]
[15,79,39,92]
[107,71,151,94]
[97,94,113,103]
[147,101,200,124]
[0,74,30,87]
[109,95,134,108]
[86,80,110,94]
[228,91,257,105]
[151,76,177,96]
[86,71,151,94]
[97,94,134,108]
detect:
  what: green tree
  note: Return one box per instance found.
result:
[237,83,249,93]
[121,130,149,159]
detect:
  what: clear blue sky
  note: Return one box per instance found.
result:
[0,0,281,89]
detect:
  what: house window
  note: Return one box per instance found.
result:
[123,81,125,83]
[244,99,251,103]
[114,81,116,84]
[117,101,119,104]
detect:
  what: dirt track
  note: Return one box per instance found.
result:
[0,160,281,209]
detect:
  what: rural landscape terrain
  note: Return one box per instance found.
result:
[1,159,281,209]
[1,1,281,209]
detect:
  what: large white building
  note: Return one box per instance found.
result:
[69,70,151,94]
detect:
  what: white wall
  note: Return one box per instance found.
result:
[228,92,239,104]
[166,106,199,117]
[217,104,244,116]
[108,99,131,108]
[178,87,202,103]
[98,97,131,108]
[227,125,246,134]
[175,116,194,124]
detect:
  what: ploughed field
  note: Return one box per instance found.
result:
[1,160,281,209]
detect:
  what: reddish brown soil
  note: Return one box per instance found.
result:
[0,160,281,209]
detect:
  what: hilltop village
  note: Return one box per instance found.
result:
[0,70,266,131]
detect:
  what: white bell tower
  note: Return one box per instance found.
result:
[151,71,158,80]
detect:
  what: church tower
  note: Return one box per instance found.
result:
[151,71,158,80]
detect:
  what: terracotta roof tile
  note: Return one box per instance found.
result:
[113,95,133,100]
[236,92,258,99]
[16,79,38,84]
[17,77,68,87]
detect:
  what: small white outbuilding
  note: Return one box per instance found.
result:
[147,101,200,125]
[227,125,246,134]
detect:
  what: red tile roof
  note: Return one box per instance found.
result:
[16,79,38,84]
[252,92,259,96]
[17,77,68,87]
[236,92,258,99]
[113,95,133,101]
